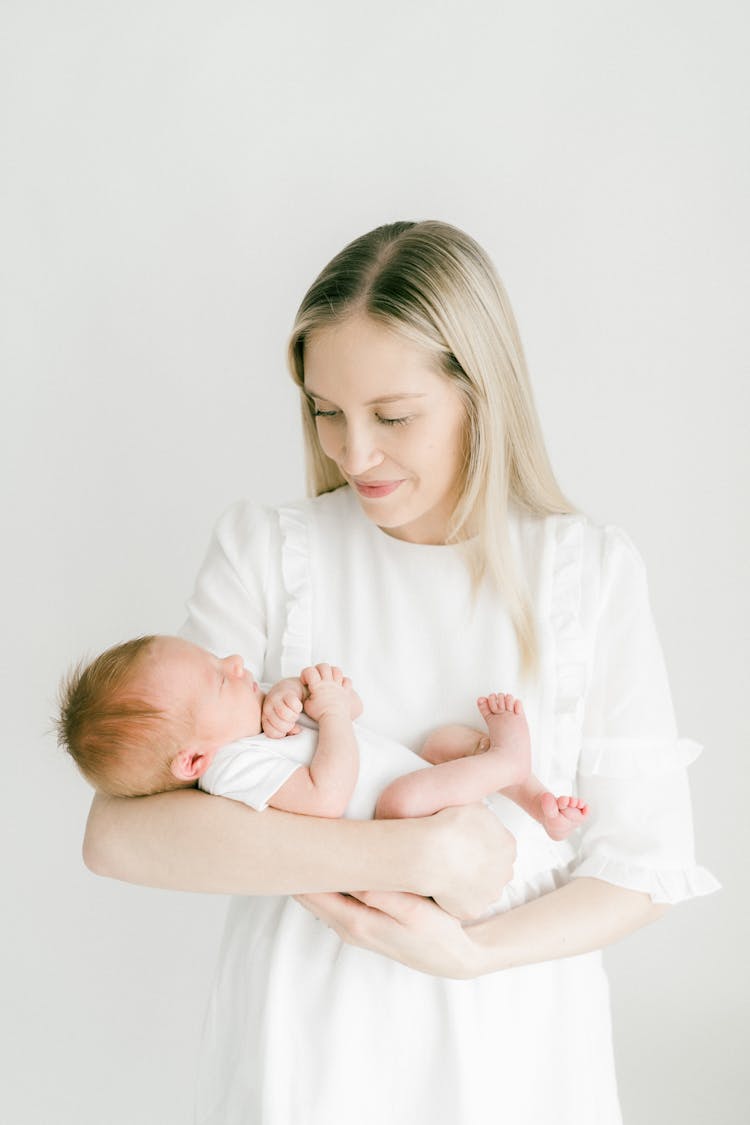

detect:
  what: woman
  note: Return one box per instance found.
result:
[84,220,717,1123]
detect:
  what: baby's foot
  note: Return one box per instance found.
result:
[476,693,531,788]
[538,792,589,841]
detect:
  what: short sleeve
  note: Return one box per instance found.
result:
[570,528,720,904]
[179,501,275,679]
[198,737,302,812]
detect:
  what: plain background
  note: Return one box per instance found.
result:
[2,1,747,1121]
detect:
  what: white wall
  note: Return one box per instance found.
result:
[3,2,746,1121]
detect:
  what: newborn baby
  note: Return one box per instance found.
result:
[57,634,588,837]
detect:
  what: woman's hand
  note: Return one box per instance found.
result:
[293,802,517,979]
[295,878,668,980]
[295,890,486,979]
[416,803,516,919]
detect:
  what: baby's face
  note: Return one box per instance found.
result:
[143,636,263,751]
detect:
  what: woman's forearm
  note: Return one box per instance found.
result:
[468,877,668,974]
[83,790,515,917]
[85,789,424,894]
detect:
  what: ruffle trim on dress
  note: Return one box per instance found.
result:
[549,517,588,777]
[569,855,721,904]
[278,504,313,677]
[578,737,703,778]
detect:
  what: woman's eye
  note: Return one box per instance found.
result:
[312,408,339,419]
[377,415,411,427]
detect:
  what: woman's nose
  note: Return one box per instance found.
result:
[337,423,384,476]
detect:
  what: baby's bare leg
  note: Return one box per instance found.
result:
[475,693,531,787]
[420,724,489,765]
[504,775,589,841]
[375,698,529,821]
[476,695,589,840]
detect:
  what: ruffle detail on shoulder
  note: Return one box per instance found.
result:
[549,517,588,777]
[569,855,721,904]
[278,503,313,677]
[578,737,703,778]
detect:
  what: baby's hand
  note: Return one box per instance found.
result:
[301,664,361,723]
[262,684,304,740]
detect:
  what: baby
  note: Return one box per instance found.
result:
[57,634,588,839]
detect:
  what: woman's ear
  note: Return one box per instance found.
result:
[170,747,209,782]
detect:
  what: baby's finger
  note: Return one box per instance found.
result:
[331,665,343,684]
[281,692,303,712]
[300,665,321,689]
[263,720,286,739]
[314,662,332,681]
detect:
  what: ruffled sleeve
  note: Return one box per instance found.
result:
[179,501,275,678]
[568,526,720,904]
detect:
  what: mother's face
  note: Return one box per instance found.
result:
[303,314,466,545]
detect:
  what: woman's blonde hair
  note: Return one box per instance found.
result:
[287,220,574,674]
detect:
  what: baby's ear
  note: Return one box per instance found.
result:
[170,747,208,782]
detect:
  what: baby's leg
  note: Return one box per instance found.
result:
[477,695,589,841]
[375,696,530,820]
[505,773,589,841]
[419,724,489,765]
[475,693,531,787]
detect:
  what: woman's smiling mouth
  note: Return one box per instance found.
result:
[353,479,404,498]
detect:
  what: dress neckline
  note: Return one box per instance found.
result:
[338,484,475,554]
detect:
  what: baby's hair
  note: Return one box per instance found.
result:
[56,635,184,798]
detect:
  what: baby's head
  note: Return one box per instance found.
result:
[57,635,263,797]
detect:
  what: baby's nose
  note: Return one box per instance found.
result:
[224,654,245,677]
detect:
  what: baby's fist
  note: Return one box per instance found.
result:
[300,664,361,722]
[262,688,303,739]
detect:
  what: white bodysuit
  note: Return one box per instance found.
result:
[198,715,431,821]
[182,485,718,1125]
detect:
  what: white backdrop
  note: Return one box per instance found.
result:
[2,2,747,1122]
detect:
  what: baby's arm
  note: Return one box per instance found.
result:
[267,664,360,818]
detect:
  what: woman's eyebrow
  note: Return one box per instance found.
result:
[305,389,428,405]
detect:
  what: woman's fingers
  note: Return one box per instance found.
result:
[295,892,379,945]
[348,889,428,922]
[294,891,478,978]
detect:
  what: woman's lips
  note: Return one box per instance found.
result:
[353,479,403,499]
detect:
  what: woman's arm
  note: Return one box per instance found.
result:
[295,877,667,979]
[83,789,516,920]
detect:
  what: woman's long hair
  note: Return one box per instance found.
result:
[287,220,573,674]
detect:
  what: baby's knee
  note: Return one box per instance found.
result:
[375,785,410,820]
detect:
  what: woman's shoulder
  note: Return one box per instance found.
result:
[218,486,352,527]
[514,506,648,575]
[207,487,356,570]
[513,508,652,630]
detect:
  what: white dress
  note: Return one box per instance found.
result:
[181,486,718,1125]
